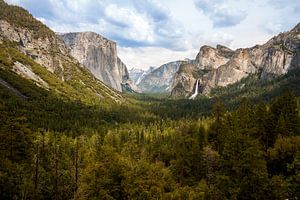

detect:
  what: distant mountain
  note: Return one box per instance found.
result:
[0,0,124,103]
[128,66,156,87]
[136,59,194,93]
[129,68,146,84]
[60,32,136,92]
[171,24,300,98]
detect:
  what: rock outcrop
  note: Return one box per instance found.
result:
[60,32,132,92]
[171,23,300,98]
[0,20,69,75]
[137,59,193,93]
[0,0,125,102]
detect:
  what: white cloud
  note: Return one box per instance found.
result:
[4,0,20,4]
[118,46,198,70]
[210,32,234,46]
[194,0,247,27]
[132,0,170,22]
[264,22,283,34]
[103,4,154,44]
[270,0,300,9]
[4,0,300,70]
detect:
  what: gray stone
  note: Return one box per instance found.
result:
[138,59,194,93]
[60,32,133,92]
[171,23,300,97]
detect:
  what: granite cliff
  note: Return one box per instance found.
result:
[0,0,124,102]
[171,23,300,98]
[60,32,134,92]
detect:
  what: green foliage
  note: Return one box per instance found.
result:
[0,0,53,38]
[210,69,300,110]
[1,32,300,198]
[218,133,269,199]
[0,41,125,105]
[1,80,300,199]
[1,45,300,199]
[1,1,300,198]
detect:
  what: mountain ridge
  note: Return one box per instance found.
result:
[135,59,194,93]
[171,23,300,98]
[0,0,125,103]
[59,32,135,92]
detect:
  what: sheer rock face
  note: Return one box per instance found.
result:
[0,18,124,102]
[60,32,130,91]
[171,23,300,97]
[171,63,197,97]
[195,45,233,70]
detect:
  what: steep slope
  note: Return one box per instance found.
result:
[171,24,300,98]
[60,32,135,92]
[0,0,124,103]
[138,59,193,93]
[0,76,28,99]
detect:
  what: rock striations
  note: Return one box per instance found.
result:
[171,23,300,98]
[60,32,133,92]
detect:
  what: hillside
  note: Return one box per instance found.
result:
[0,1,300,200]
[0,0,124,104]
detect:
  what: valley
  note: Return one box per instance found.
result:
[0,0,300,199]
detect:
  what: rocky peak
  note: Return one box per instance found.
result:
[0,1,125,102]
[216,44,235,58]
[171,22,300,98]
[60,32,130,92]
[0,19,71,75]
[196,45,232,70]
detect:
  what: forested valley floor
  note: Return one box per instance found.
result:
[1,68,300,200]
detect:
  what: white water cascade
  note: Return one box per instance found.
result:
[189,79,199,100]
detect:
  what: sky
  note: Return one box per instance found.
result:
[5,0,300,70]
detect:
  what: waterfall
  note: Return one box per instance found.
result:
[189,79,199,100]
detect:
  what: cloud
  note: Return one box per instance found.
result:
[98,2,186,50]
[295,4,300,13]
[103,4,154,45]
[130,0,186,50]
[264,0,300,33]
[132,0,170,22]
[270,0,300,9]
[194,0,247,27]
[4,0,186,50]
[6,0,106,25]
[4,0,20,4]
[5,0,299,69]
[264,22,283,34]
[118,46,198,69]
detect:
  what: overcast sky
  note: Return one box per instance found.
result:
[5,0,300,70]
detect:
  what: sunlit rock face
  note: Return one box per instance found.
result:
[60,32,131,91]
[171,23,300,97]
